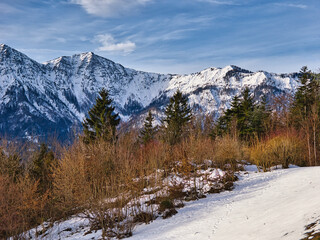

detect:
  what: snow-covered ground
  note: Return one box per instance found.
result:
[131,166,320,240]
[27,166,320,239]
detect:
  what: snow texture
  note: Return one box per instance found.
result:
[0,44,299,139]
[26,166,320,240]
[130,166,320,240]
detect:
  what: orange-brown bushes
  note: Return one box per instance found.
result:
[213,135,242,170]
[0,127,240,238]
[249,134,307,171]
[0,174,49,239]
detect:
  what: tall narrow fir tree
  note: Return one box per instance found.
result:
[140,110,156,144]
[82,88,120,143]
[162,90,192,145]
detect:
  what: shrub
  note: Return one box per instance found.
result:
[159,199,174,212]
[213,135,242,170]
[0,174,48,238]
[249,135,306,171]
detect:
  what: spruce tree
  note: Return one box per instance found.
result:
[252,96,271,137]
[29,143,56,193]
[139,110,156,144]
[291,66,312,122]
[290,66,320,165]
[237,87,255,139]
[162,90,192,145]
[213,88,270,140]
[82,88,120,143]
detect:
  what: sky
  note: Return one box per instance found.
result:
[0,0,319,74]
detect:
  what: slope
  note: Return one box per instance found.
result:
[26,166,320,239]
[131,166,320,240]
[0,44,299,139]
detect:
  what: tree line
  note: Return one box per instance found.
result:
[82,88,192,146]
[0,65,319,238]
[82,66,320,167]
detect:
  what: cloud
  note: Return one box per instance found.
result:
[70,0,152,17]
[197,0,240,5]
[95,34,136,54]
[275,3,307,9]
[0,3,21,14]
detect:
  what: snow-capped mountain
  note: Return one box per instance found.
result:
[0,44,299,140]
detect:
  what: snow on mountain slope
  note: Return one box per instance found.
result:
[131,166,320,240]
[25,166,320,240]
[0,44,299,139]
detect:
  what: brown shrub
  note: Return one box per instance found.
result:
[249,134,306,171]
[0,174,48,238]
[213,135,242,170]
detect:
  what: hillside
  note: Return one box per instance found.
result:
[0,44,299,139]
[27,166,320,240]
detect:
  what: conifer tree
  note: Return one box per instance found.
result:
[162,90,192,145]
[237,87,255,139]
[82,88,120,143]
[252,96,271,137]
[213,88,271,140]
[290,66,320,165]
[29,143,56,193]
[291,66,313,122]
[139,110,156,144]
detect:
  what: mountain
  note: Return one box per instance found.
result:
[0,44,299,140]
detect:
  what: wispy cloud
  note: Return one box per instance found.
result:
[275,3,307,9]
[197,0,240,6]
[95,34,136,54]
[0,2,21,14]
[70,0,152,17]
[116,14,214,46]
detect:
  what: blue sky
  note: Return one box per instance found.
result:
[0,0,319,74]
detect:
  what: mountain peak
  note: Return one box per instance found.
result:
[223,65,253,74]
[80,51,94,57]
[0,45,299,140]
[0,43,41,68]
[0,43,14,54]
[0,44,22,54]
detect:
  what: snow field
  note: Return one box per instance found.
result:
[130,166,320,240]
[25,166,320,239]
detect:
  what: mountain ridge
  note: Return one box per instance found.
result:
[0,44,299,140]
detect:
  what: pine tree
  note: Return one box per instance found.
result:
[291,66,312,122]
[82,88,120,143]
[139,110,156,144]
[252,96,271,137]
[162,90,192,145]
[212,88,270,140]
[290,66,320,165]
[29,143,56,193]
[237,87,255,139]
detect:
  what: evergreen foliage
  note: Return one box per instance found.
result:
[237,87,255,138]
[29,143,56,193]
[82,88,120,143]
[139,110,156,144]
[290,66,320,165]
[162,90,192,145]
[252,96,271,137]
[291,66,320,123]
[213,87,271,140]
